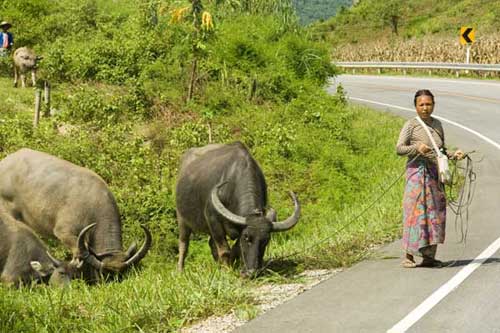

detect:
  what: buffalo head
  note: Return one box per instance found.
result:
[30,251,78,287]
[211,184,300,277]
[75,224,152,276]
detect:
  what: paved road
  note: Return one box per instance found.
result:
[236,75,500,332]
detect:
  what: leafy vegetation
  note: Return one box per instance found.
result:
[292,0,352,25]
[0,0,407,330]
[314,0,500,46]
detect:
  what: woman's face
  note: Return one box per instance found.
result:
[415,95,434,120]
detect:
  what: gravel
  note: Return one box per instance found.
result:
[181,268,342,333]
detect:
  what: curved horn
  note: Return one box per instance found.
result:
[46,251,62,267]
[211,183,247,226]
[124,242,137,260]
[266,207,277,222]
[124,225,152,267]
[77,223,104,270]
[271,191,301,232]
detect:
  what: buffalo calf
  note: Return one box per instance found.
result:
[13,47,42,88]
[0,212,74,287]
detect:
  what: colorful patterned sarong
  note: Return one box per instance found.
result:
[402,159,446,256]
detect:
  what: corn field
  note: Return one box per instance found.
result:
[333,34,500,64]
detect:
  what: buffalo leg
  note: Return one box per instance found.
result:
[177,217,192,271]
[20,74,26,88]
[208,237,219,261]
[13,67,18,87]
[1,258,23,287]
[31,70,36,87]
[230,238,241,264]
[53,224,80,261]
[205,210,231,265]
[0,273,18,288]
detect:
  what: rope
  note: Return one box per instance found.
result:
[258,155,419,274]
[439,151,479,268]
[259,152,478,274]
[446,152,480,243]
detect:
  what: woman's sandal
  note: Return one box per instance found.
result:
[402,258,417,268]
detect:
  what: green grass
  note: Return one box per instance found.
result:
[0,259,253,332]
[0,75,406,331]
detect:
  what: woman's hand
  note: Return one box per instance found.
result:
[453,150,465,160]
[417,142,432,155]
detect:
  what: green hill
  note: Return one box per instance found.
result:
[315,0,500,45]
[293,0,352,25]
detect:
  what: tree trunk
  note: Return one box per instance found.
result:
[187,57,198,101]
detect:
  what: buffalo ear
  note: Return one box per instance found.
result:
[30,261,50,276]
[30,261,42,271]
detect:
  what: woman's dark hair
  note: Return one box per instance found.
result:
[414,89,434,106]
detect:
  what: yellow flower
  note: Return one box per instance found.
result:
[201,11,214,30]
[170,6,190,23]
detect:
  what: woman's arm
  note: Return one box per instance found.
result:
[396,122,418,156]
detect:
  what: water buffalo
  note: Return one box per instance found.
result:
[0,149,152,280]
[0,211,75,287]
[13,47,42,88]
[175,142,301,277]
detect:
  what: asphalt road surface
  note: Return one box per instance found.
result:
[236,75,500,332]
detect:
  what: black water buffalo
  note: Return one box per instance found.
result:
[175,142,301,277]
[0,149,152,280]
[13,47,42,88]
[0,211,76,287]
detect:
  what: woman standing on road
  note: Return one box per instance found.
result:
[396,89,464,268]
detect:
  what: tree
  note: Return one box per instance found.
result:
[169,0,214,101]
[378,0,404,35]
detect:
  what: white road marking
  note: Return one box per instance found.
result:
[350,97,500,150]
[341,75,500,87]
[388,238,500,333]
[347,96,500,333]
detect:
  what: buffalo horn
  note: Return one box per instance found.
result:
[46,251,62,267]
[77,223,104,270]
[271,191,301,232]
[124,225,152,267]
[211,183,247,226]
[124,242,138,260]
[266,207,277,222]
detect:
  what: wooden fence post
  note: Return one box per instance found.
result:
[34,89,42,128]
[43,81,51,117]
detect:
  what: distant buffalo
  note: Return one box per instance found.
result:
[176,142,301,277]
[0,149,152,282]
[13,47,42,88]
[0,211,76,287]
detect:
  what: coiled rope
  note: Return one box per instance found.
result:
[447,152,480,244]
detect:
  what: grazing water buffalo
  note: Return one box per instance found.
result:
[13,47,42,88]
[0,211,75,287]
[0,149,152,280]
[176,142,301,277]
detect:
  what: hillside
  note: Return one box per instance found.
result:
[316,0,500,45]
[0,0,406,331]
[312,0,500,63]
[293,0,352,25]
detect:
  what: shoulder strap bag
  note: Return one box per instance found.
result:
[415,116,451,185]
